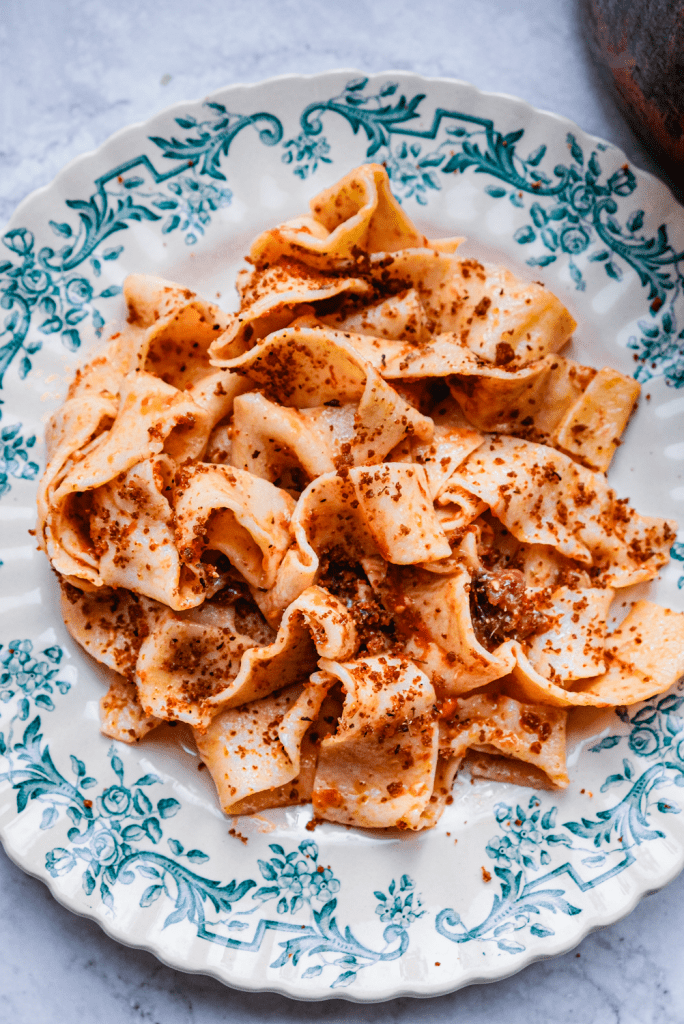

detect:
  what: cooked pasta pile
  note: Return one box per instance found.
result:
[38,164,684,830]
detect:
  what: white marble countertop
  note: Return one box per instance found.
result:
[1,1,683,1020]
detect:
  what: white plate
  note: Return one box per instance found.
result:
[2,71,684,1003]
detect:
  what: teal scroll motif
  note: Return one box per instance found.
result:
[285,77,684,385]
[0,103,282,393]
[436,692,684,954]
[436,796,587,953]
[0,638,421,989]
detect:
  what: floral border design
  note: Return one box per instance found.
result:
[0,409,38,502]
[0,639,422,990]
[437,690,684,955]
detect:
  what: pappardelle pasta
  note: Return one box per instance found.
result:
[38,163,684,830]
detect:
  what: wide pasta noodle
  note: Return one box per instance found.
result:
[39,163,684,832]
[312,656,439,829]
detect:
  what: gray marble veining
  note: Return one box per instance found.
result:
[1,0,682,1020]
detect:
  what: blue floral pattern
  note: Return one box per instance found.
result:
[0,639,423,989]
[0,222,124,385]
[374,874,424,928]
[249,845,420,987]
[102,168,233,248]
[0,413,38,499]
[437,797,582,953]
[0,639,69,718]
[437,690,684,956]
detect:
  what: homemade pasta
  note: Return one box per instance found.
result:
[39,163,684,831]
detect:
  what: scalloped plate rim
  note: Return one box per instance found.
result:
[2,820,682,1004]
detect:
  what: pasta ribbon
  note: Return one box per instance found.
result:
[312,656,439,829]
[218,324,433,462]
[194,677,332,812]
[175,464,295,591]
[439,693,569,788]
[249,163,445,269]
[100,677,161,743]
[209,258,372,359]
[450,435,675,584]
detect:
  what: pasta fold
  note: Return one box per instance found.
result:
[136,585,357,729]
[209,258,372,359]
[261,465,451,623]
[100,677,161,743]
[249,163,437,269]
[217,324,433,464]
[439,693,569,788]
[194,677,332,812]
[450,435,675,585]
[312,656,439,829]
[174,464,295,591]
[509,602,684,708]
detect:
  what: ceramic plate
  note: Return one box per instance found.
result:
[2,71,684,1003]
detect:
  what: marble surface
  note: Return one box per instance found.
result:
[1,0,683,1020]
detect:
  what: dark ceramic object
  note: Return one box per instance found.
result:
[584,0,684,192]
